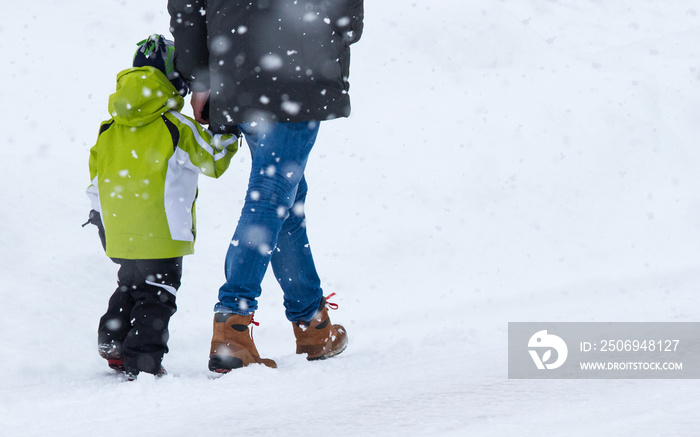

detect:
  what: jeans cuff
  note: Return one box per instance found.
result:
[213,302,252,315]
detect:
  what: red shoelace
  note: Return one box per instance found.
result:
[249,314,260,342]
[325,292,339,310]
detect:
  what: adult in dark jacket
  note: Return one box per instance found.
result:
[168,0,364,372]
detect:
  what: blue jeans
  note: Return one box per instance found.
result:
[216,121,324,322]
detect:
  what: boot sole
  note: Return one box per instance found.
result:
[307,342,347,361]
[99,346,124,372]
[108,359,125,371]
[209,355,244,373]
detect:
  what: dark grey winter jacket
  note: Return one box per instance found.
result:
[168,0,364,129]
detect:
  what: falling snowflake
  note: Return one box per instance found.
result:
[281,101,301,115]
[260,53,283,71]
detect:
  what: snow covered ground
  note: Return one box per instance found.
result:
[2,0,700,435]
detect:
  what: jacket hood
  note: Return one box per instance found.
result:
[108,66,184,127]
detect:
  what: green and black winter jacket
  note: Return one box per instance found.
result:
[87,66,238,259]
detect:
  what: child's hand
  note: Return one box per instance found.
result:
[191,90,211,124]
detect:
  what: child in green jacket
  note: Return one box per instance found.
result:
[84,34,238,378]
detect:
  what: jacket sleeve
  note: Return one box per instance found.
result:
[329,0,364,45]
[88,141,98,183]
[165,111,239,178]
[86,120,114,212]
[168,0,210,91]
[87,142,101,212]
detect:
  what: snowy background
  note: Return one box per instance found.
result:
[3,0,700,435]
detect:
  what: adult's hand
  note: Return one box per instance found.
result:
[191,90,211,124]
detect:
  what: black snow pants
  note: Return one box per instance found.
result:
[98,257,181,375]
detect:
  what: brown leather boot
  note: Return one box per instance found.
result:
[293,296,348,360]
[208,313,277,372]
